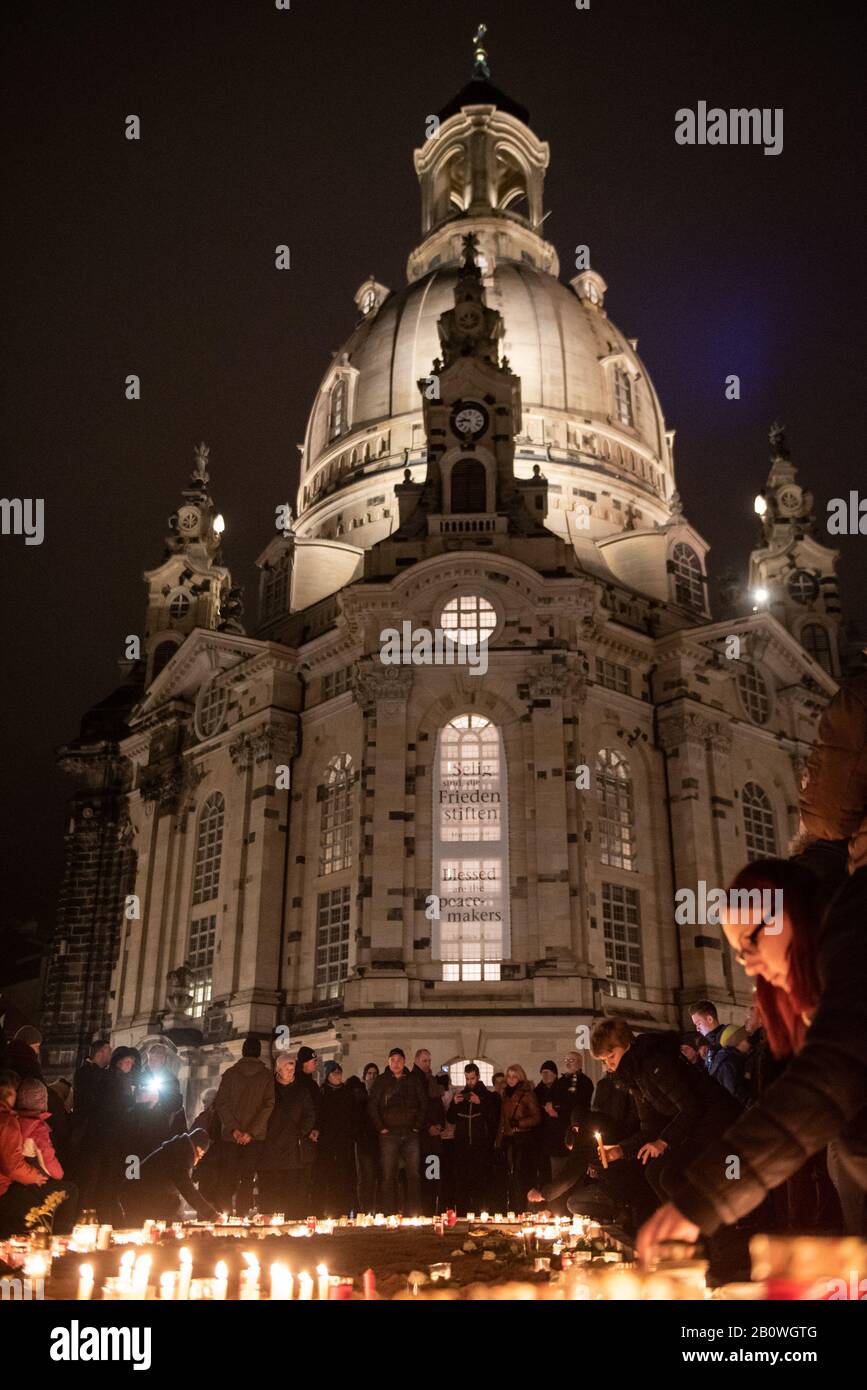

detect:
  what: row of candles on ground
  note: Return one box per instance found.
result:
[67,1211,592,1253]
[76,1249,374,1301]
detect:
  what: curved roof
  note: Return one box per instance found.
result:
[302,257,667,474]
[437,77,530,126]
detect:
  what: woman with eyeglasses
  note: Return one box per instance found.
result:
[637,856,867,1263]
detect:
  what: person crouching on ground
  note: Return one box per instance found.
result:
[637,856,867,1260]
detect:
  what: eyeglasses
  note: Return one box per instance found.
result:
[735,919,769,965]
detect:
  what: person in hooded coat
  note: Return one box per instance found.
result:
[316,1063,360,1216]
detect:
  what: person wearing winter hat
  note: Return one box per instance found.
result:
[293,1045,322,1208]
[213,1036,275,1217]
[5,1026,43,1083]
[534,1061,562,1189]
[124,1128,219,1223]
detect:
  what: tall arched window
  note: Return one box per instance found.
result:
[189,792,224,1018]
[742,782,777,857]
[801,623,833,675]
[596,749,636,871]
[193,793,225,905]
[433,714,509,981]
[450,459,487,513]
[671,543,704,610]
[613,366,634,427]
[319,754,354,875]
[328,378,347,440]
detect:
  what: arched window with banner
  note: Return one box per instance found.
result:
[433,714,509,981]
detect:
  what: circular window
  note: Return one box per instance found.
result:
[440,594,497,647]
[737,663,771,725]
[194,678,228,740]
[168,591,191,620]
[787,569,819,606]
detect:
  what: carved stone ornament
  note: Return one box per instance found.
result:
[165,963,194,1014]
[351,661,413,714]
[527,659,586,703]
[657,711,726,753]
[229,724,296,774]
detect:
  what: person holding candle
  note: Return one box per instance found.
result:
[123,1127,219,1223]
[637,856,867,1261]
[134,1044,185,1156]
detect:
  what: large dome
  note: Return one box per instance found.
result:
[294,83,675,550]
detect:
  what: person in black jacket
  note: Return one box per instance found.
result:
[353,1064,380,1213]
[99,1047,142,1223]
[259,1054,316,1217]
[638,858,867,1261]
[411,1049,446,1215]
[368,1048,424,1214]
[294,1046,321,1213]
[70,1039,112,1199]
[534,1061,563,1188]
[690,1002,750,1106]
[124,1129,219,1223]
[589,1019,742,1207]
[528,1106,657,1231]
[316,1063,359,1216]
[447,1063,498,1214]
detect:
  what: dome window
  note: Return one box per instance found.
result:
[613,366,634,428]
[168,590,190,621]
[328,378,347,441]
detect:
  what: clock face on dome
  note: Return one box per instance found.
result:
[777,485,802,515]
[451,403,489,440]
[455,302,483,335]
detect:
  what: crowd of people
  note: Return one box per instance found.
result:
[0,669,865,1272]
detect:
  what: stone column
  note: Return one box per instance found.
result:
[226,720,297,1034]
[657,708,730,1002]
[351,662,413,1007]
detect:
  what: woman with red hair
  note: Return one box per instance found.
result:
[637,857,867,1262]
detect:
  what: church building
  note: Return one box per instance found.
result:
[42,46,846,1107]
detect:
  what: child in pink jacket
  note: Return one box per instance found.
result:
[15,1078,64,1178]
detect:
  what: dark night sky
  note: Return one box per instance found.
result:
[2,0,863,934]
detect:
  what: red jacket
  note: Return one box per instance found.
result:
[17,1112,63,1179]
[0,1102,45,1197]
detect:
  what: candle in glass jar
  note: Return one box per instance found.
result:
[316,1264,329,1301]
[214,1261,228,1300]
[132,1254,151,1297]
[297,1270,314,1301]
[77,1263,95,1300]
[363,1267,376,1300]
[160,1271,178,1300]
[595,1132,609,1169]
